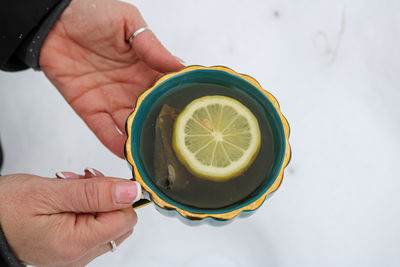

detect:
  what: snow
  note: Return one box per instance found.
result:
[1,0,399,267]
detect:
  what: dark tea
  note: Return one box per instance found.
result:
[140,82,275,210]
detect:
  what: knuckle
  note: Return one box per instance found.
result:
[131,210,138,227]
[119,2,140,23]
[123,2,139,15]
[81,181,101,211]
[122,209,138,228]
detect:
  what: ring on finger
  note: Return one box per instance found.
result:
[129,26,151,42]
[109,240,117,252]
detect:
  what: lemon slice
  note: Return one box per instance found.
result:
[172,95,261,181]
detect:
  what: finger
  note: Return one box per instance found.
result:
[73,229,134,266]
[95,228,134,256]
[47,177,142,213]
[122,4,184,73]
[84,112,126,158]
[76,207,137,247]
[132,30,184,73]
[56,172,80,179]
[83,168,105,178]
[112,107,134,135]
[56,168,104,180]
[92,208,136,244]
[113,229,134,247]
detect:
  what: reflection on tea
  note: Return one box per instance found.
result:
[140,83,275,210]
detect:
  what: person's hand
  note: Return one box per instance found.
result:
[0,170,139,266]
[39,0,184,158]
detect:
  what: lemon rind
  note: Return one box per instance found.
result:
[173,95,261,181]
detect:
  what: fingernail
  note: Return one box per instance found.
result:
[84,168,104,177]
[133,181,142,202]
[114,181,142,204]
[174,56,187,66]
[115,125,124,136]
[56,172,79,179]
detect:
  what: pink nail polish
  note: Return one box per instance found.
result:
[84,168,104,177]
[56,172,79,179]
[114,181,141,204]
[174,56,187,66]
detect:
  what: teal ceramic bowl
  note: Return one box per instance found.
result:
[125,65,291,225]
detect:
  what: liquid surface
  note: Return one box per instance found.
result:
[140,83,275,210]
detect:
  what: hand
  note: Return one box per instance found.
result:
[40,0,184,158]
[0,170,139,266]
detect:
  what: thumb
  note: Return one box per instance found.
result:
[48,178,142,213]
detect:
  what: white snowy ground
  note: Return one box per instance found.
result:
[1,0,400,266]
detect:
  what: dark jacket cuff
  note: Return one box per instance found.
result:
[0,0,72,71]
[16,0,72,70]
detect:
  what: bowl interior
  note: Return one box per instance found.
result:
[129,68,286,214]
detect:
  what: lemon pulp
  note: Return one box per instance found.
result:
[172,95,261,181]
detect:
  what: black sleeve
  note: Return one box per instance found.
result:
[0,0,72,264]
[0,0,71,71]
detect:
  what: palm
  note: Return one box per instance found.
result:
[40,0,183,158]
